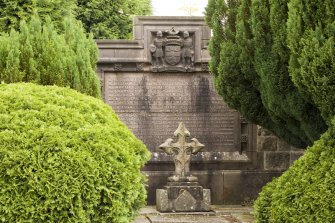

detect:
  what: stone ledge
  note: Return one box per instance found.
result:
[96,40,144,49]
[150,151,251,163]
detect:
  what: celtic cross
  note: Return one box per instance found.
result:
[159,122,204,181]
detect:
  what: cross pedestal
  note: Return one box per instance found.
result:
[156,122,211,212]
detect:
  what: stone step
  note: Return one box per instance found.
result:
[131,206,255,223]
[147,215,238,223]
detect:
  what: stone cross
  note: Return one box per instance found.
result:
[159,122,204,181]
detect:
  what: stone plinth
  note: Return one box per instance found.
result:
[156,181,211,212]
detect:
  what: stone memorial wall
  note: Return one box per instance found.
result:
[96,17,303,205]
[105,72,240,152]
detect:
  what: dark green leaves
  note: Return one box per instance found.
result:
[205,0,328,148]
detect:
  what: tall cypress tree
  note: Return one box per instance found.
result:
[0,29,22,83]
[205,0,226,82]
[251,0,326,146]
[205,0,328,147]
[0,15,101,98]
[288,0,335,123]
[206,0,335,219]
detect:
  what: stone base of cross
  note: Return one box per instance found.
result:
[156,122,211,212]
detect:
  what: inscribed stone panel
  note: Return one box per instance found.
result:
[104,72,240,152]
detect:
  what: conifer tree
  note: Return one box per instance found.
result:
[287,0,335,123]
[0,0,77,33]
[251,0,326,146]
[0,15,101,98]
[205,0,328,147]
[0,30,22,83]
[206,0,335,220]
[76,0,152,39]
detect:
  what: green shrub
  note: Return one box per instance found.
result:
[0,83,150,223]
[254,121,335,222]
[253,178,278,223]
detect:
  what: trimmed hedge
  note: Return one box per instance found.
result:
[254,120,335,222]
[0,83,150,222]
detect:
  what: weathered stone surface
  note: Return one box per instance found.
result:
[145,170,227,205]
[150,28,195,72]
[202,189,211,209]
[156,123,212,212]
[131,205,256,223]
[264,152,290,170]
[166,185,203,200]
[104,72,243,153]
[174,190,197,211]
[231,214,256,223]
[257,136,277,151]
[159,122,204,180]
[257,126,273,136]
[290,151,304,165]
[98,17,257,158]
[156,189,169,212]
[156,186,211,212]
[222,170,282,205]
[146,168,284,205]
[148,215,233,223]
[132,216,151,223]
[277,139,291,151]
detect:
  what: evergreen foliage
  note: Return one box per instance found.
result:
[0,0,152,40]
[0,0,77,33]
[254,123,335,222]
[0,15,101,98]
[206,0,334,220]
[76,0,152,39]
[206,0,326,148]
[205,0,226,80]
[0,83,150,223]
[287,0,335,123]
[250,0,326,146]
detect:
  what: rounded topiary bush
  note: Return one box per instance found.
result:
[0,83,150,223]
[254,120,335,222]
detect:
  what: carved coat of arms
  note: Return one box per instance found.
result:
[150,28,194,72]
[165,38,182,66]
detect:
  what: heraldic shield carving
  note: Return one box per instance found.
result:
[150,27,194,72]
[165,44,181,65]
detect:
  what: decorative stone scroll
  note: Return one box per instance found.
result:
[150,27,195,72]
